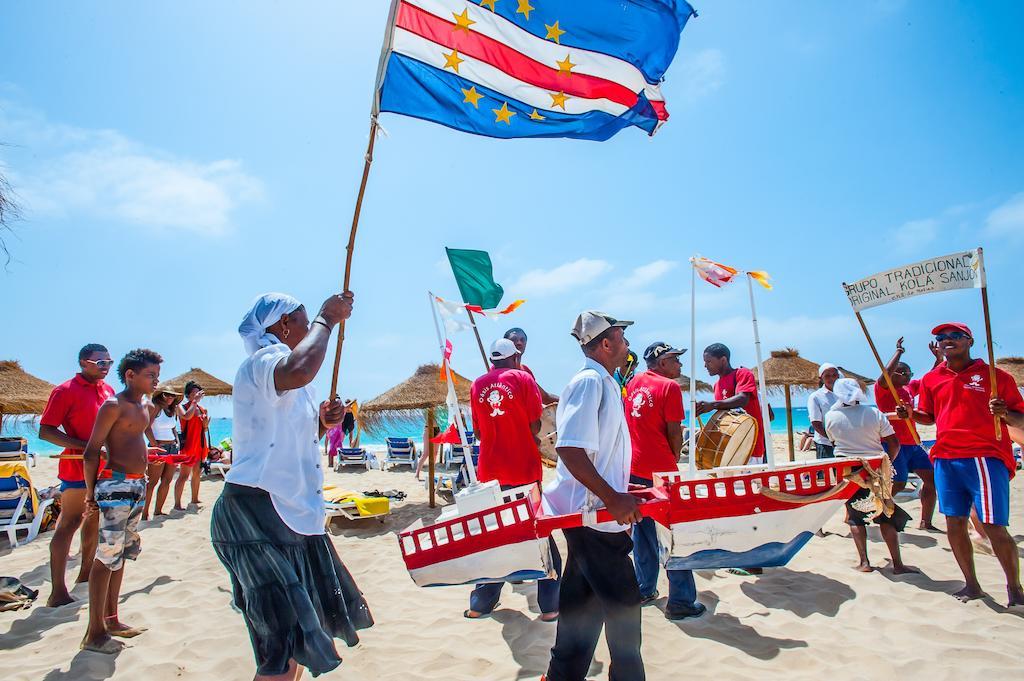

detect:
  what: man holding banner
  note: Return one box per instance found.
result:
[898,323,1024,606]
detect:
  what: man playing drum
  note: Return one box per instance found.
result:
[696,343,767,465]
[625,342,705,620]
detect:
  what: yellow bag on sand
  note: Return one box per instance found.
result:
[322,486,390,517]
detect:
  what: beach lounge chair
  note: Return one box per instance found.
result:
[382,438,417,471]
[0,437,34,467]
[0,456,54,548]
[335,448,370,471]
[443,432,476,467]
[323,486,390,525]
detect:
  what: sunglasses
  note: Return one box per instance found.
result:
[84,359,114,368]
[934,332,970,342]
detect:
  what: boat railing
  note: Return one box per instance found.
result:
[400,496,535,559]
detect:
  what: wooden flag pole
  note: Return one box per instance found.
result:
[977,247,1001,440]
[328,117,379,400]
[847,299,922,446]
[465,308,491,372]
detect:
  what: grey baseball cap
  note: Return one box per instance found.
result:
[571,311,633,345]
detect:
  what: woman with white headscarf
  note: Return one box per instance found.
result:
[210,290,373,680]
[824,378,916,575]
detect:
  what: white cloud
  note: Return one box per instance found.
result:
[612,259,677,290]
[891,218,938,252]
[675,49,725,103]
[509,258,612,297]
[0,100,262,235]
[986,193,1024,240]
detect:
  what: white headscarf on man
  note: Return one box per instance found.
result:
[238,292,303,356]
[832,377,866,407]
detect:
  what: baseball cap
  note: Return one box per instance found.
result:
[931,322,972,337]
[818,362,838,377]
[489,338,520,360]
[571,311,633,345]
[644,342,687,362]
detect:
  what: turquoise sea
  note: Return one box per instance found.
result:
[5,409,814,454]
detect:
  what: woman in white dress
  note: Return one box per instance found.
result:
[210,291,372,681]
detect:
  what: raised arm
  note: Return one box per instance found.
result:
[83,401,120,513]
[879,337,905,385]
[274,292,354,392]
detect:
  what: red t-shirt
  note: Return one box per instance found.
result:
[40,374,115,482]
[714,368,766,457]
[470,367,544,486]
[874,381,920,445]
[917,359,1023,476]
[626,371,684,480]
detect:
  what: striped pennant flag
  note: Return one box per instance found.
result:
[374,0,697,141]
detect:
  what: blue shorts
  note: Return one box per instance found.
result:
[892,445,933,483]
[934,457,1010,526]
[59,479,87,491]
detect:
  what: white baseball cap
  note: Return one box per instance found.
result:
[571,311,634,345]
[489,338,520,361]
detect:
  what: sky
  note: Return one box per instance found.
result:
[2,0,1023,419]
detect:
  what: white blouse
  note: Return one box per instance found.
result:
[227,343,325,535]
[151,410,178,442]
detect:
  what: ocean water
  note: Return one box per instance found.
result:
[5,409,814,453]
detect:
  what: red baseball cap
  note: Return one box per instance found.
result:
[931,322,972,337]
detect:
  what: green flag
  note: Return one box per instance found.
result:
[445,248,504,309]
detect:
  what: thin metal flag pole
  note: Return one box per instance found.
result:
[465,307,491,372]
[688,262,698,478]
[328,116,380,400]
[745,274,776,471]
[428,292,478,485]
[977,247,1002,440]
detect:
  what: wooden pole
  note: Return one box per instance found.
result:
[426,406,436,508]
[975,247,1002,440]
[328,117,379,400]
[850,306,921,445]
[784,384,795,462]
[465,308,491,372]
[981,286,1002,441]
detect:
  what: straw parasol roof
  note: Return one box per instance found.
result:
[997,357,1024,387]
[674,374,714,394]
[164,368,233,397]
[0,360,55,417]
[360,364,472,436]
[753,348,874,393]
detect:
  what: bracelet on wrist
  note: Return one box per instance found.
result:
[313,316,333,330]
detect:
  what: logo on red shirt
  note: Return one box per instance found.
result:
[964,374,985,393]
[629,388,653,418]
[479,382,514,417]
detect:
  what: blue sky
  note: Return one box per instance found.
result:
[2,1,1023,418]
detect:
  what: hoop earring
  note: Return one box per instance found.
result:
[283,328,290,339]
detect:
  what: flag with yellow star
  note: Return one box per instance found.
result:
[373,0,697,140]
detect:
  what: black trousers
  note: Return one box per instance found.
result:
[546,527,644,681]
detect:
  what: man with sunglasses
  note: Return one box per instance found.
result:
[39,343,116,607]
[875,337,939,530]
[899,323,1024,606]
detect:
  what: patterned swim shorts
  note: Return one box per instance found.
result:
[95,477,146,570]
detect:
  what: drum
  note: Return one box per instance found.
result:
[695,410,758,470]
[538,403,558,465]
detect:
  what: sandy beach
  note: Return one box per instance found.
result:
[1,433,1022,681]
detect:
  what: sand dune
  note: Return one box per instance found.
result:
[2,439,1022,680]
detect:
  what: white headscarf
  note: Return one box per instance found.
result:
[818,362,838,377]
[238,293,302,356]
[832,377,866,407]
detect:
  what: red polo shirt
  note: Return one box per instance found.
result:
[40,374,115,482]
[714,367,766,457]
[470,367,543,487]
[917,359,1023,476]
[626,371,684,480]
[874,381,920,446]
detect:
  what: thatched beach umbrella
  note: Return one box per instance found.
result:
[753,348,874,461]
[361,364,472,507]
[0,360,55,430]
[996,357,1024,387]
[165,367,233,396]
[674,374,714,394]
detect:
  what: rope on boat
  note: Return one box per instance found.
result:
[758,479,854,505]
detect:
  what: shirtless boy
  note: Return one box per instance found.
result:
[81,348,163,653]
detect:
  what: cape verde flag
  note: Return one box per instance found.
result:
[373,0,697,141]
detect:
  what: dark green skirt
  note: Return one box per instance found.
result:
[211,483,373,677]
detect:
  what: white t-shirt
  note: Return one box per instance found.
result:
[824,403,895,457]
[542,358,631,533]
[151,410,178,442]
[807,387,840,445]
[227,343,325,535]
